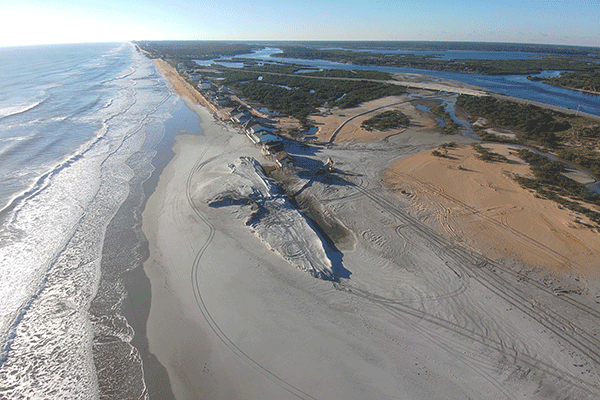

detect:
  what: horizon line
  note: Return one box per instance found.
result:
[2,39,599,51]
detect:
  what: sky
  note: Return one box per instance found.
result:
[1,0,599,48]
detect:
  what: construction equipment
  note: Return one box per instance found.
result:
[327,157,335,172]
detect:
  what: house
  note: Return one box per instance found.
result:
[255,134,282,144]
[199,80,212,90]
[247,123,274,136]
[241,119,257,131]
[247,130,280,144]
[231,112,253,124]
[216,95,229,106]
[261,141,285,157]
[246,130,264,144]
[274,152,295,168]
[219,85,229,94]
[188,71,202,81]
[229,105,247,114]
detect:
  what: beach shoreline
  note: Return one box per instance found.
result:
[138,56,600,399]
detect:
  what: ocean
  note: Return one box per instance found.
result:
[0,42,188,399]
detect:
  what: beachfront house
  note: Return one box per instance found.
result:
[247,124,274,136]
[275,152,295,168]
[261,141,285,157]
[246,130,264,144]
[232,112,253,124]
[246,130,281,145]
[241,119,257,131]
[199,80,212,90]
[216,95,229,107]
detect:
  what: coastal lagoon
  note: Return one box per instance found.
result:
[196,46,600,117]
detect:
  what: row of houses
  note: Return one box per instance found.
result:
[229,106,295,168]
[177,64,204,81]
[200,82,231,107]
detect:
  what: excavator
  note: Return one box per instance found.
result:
[327,157,335,172]
[317,157,335,175]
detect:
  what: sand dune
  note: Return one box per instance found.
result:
[384,143,600,275]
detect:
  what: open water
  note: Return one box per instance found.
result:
[198,47,600,117]
[0,42,188,399]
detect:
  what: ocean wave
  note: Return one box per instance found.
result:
[0,100,45,120]
[0,44,175,399]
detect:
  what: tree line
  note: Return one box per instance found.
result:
[272,47,598,76]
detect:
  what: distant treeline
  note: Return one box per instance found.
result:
[529,71,600,93]
[272,47,597,75]
[220,67,405,125]
[264,41,599,56]
[134,41,256,60]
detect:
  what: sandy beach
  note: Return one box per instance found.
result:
[384,143,600,275]
[142,60,600,399]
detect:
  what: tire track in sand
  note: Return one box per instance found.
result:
[184,143,320,400]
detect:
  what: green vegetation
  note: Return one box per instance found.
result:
[456,94,600,224]
[290,41,599,56]
[303,69,393,81]
[456,95,571,147]
[361,110,409,131]
[273,47,598,76]
[514,150,600,225]
[556,149,600,178]
[218,66,405,126]
[529,71,600,93]
[439,142,457,149]
[430,105,460,134]
[472,144,508,162]
[134,41,255,60]
[432,142,457,158]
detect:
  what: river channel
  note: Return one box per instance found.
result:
[196,47,600,117]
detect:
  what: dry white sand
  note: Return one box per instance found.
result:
[143,61,600,399]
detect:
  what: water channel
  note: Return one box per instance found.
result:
[196,47,600,117]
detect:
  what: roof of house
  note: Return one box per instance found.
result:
[257,134,282,143]
[275,151,294,161]
[249,124,273,132]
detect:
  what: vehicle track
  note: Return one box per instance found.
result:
[364,184,600,353]
[389,171,600,321]
[391,170,587,272]
[184,144,320,400]
[335,176,600,396]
